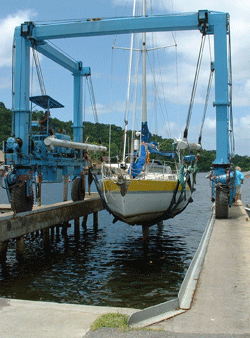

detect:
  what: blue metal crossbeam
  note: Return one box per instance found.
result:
[31,42,90,75]
[23,11,220,41]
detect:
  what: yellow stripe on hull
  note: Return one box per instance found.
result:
[102,178,189,192]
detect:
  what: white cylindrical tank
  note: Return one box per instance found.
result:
[44,137,107,152]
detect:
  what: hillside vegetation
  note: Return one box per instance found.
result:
[1,102,250,172]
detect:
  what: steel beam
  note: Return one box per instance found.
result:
[213,14,230,165]
[32,42,90,75]
[27,11,224,41]
[13,27,30,156]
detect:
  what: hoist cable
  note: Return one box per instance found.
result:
[31,46,46,96]
[183,34,206,139]
[86,76,98,123]
[198,68,214,144]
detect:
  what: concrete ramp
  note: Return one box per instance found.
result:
[152,202,250,335]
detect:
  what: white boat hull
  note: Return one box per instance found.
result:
[101,178,192,225]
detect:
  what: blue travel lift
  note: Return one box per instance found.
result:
[3,10,235,217]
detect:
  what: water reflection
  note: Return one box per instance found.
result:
[0,173,212,308]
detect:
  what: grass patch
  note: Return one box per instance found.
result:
[91,313,129,331]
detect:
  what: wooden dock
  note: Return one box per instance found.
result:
[0,192,104,262]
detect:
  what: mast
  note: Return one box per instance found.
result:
[121,0,137,165]
[141,0,150,144]
[142,0,147,124]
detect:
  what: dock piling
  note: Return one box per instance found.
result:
[74,218,80,239]
[82,215,88,229]
[142,225,149,243]
[93,212,98,230]
[16,236,25,262]
[0,240,9,263]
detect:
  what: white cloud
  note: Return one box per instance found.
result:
[0,10,36,68]
[112,0,250,111]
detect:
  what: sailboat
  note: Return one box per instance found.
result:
[99,0,201,226]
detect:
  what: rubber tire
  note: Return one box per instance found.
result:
[215,185,228,219]
[10,184,34,213]
[71,177,85,202]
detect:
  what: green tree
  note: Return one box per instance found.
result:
[1,103,250,172]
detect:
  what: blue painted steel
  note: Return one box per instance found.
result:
[31,42,91,76]
[212,13,229,166]
[73,74,84,143]
[29,13,206,40]
[13,27,30,156]
[30,95,64,109]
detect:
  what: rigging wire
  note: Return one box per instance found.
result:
[183,33,206,139]
[86,76,99,123]
[47,40,77,63]
[31,46,46,96]
[198,66,214,145]
[197,34,213,146]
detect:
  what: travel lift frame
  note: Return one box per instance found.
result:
[4,10,233,217]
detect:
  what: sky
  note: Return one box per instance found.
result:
[1,0,250,156]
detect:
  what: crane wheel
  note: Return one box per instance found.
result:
[10,184,34,213]
[71,177,85,202]
[215,183,229,219]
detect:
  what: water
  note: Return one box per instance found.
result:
[1,173,250,309]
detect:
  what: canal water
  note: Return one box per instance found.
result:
[0,173,250,309]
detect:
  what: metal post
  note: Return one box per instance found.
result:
[12,27,30,156]
[213,14,229,166]
[73,73,83,143]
